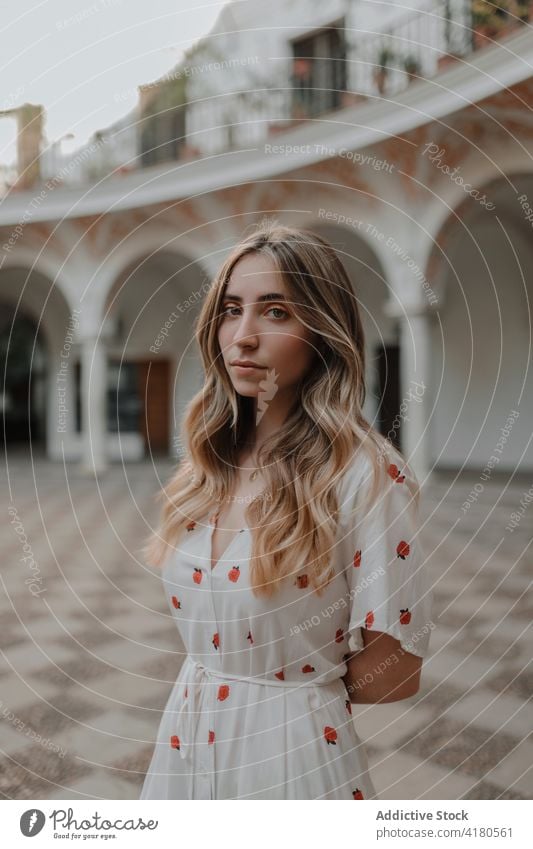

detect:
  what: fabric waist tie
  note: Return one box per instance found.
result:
[174,656,343,764]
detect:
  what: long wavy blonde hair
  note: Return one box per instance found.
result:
[143,220,418,597]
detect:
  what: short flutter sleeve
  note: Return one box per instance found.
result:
[336,450,434,658]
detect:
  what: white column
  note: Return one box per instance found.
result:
[48,348,78,461]
[79,332,108,475]
[383,301,433,483]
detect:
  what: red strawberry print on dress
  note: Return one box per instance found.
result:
[208,730,215,745]
[170,734,180,750]
[295,574,309,589]
[302,664,315,673]
[365,611,375,628]
[186,520,197,531]
[353,549,362,568]
[324,726,337,745]
[274,669,285,680]
[400,608,412,625]
[217,684,230,701]
[387,463,405,483]
[352,788,364,799]
[171,595,181,609]
[335,628,344,643]
[397,540,410,560]
[246,630,254,644]
[345,699,352,715]
[228,564,241,583]
[212,632,220,650]
[184,686,188,699]
[193,567,203,584]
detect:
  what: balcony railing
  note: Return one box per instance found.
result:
[182,0,532,157]
[349,0,531,97]
[4,0,531,194]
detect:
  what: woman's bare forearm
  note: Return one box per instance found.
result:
[342,630,423,703]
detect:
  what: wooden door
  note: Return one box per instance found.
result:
[137,359,170,454]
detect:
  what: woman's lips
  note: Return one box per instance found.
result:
[232,364,265,373]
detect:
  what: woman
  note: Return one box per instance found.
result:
[139,221,434,800]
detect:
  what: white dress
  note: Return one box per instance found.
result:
[140,447,434,800]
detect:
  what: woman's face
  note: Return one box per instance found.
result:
[217,252,317,399]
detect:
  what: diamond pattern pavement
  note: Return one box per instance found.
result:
[1,457,531,799]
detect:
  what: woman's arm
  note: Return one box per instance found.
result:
[342,628,422,703]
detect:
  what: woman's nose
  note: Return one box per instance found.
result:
[232,309,259,342]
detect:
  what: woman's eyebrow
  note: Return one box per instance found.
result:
[223,292,288,302]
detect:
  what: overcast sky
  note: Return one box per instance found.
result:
[0,0,228,165]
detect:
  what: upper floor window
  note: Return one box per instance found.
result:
[290,21,347,119]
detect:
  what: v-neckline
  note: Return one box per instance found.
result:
[208,510,248,572]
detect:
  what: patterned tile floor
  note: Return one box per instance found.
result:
[1,455,531,800]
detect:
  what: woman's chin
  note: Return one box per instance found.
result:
[231,375,263,392]
[235,387,260,397]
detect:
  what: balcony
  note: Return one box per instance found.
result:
[2,0,532,196]
[180,0,533,159]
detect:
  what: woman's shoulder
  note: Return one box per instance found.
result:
[338,445,371,488]
[336,440,416,512]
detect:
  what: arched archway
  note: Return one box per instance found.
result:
[0,264,78,460]
[0,306,46,450]
[306,220,401,447]
[425,172,533,471]
[102,247,210,459]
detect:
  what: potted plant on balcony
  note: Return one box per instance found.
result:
[374,47,395,94]
[403,54,421,82]
[437,51,461,71]
[472,0,511,48]
[292,57,312,80]
[290,57,313,119]
[511,0,532,22]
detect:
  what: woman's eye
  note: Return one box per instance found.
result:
[267,307,288,319]
[221,305,288,319]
